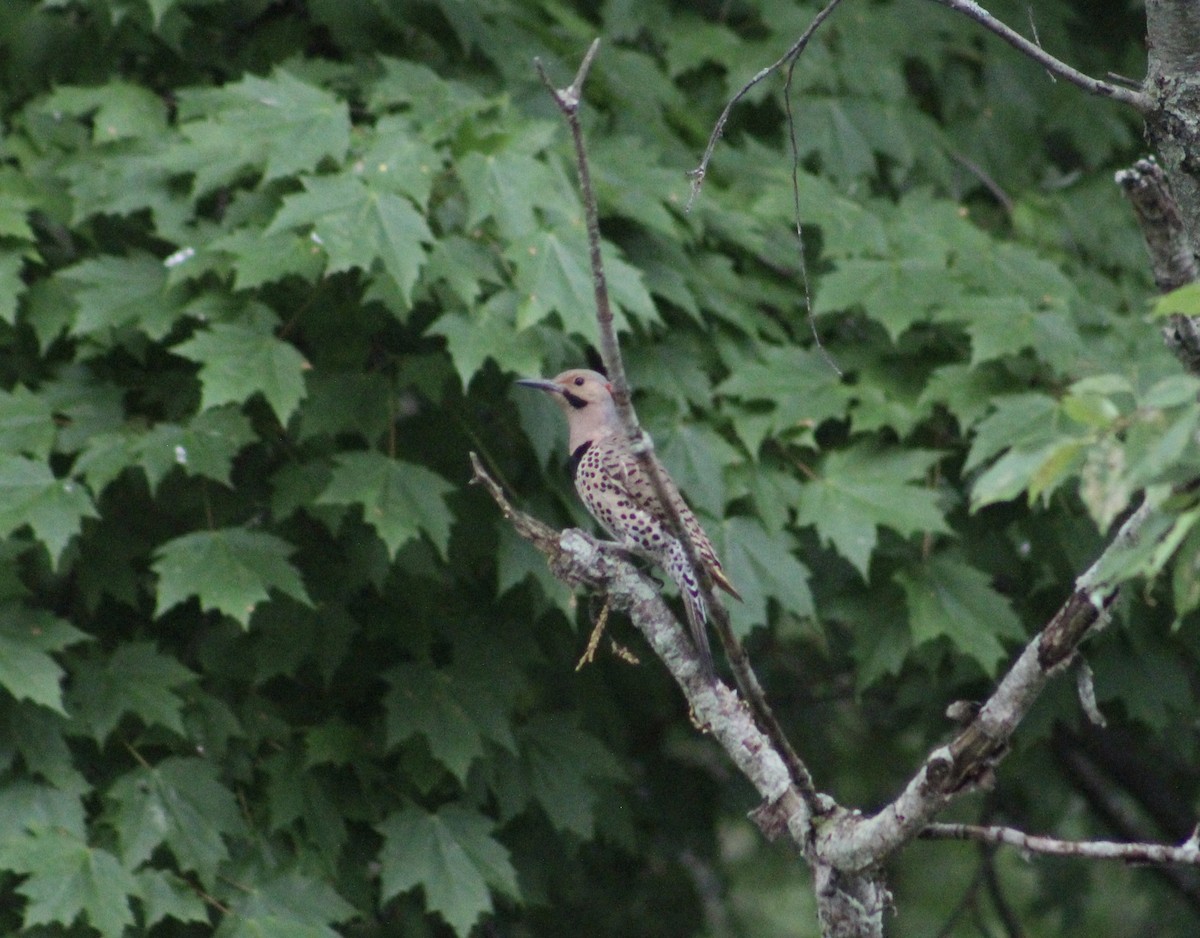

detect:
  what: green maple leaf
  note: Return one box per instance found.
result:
[509,229,595,334]
[136,869,209,928]
[41,81,168,143]
[796,443,949,577]
[153,527,311,627]
[428,305,549,389]
[76,406,257,495]
[0,606,91,714]
[106,756,246,878]
[815,256,958,340]
[935,296,1038,365]
[206,227,325,290]
[62,253,188,339]
[174,323,308,422]
[360,115,444,208]
[226,871,357,934]
[139,406,258,489]
[491,716,625,837]
[458,146,567,240]
[964,393,1063,472]
[709,517,814,633]
[265,174,433,305]
[377,804,518,937]
[716,346,851,442]
[0,781,85,838]
[68,642,196,741]
[317,452,453,558]
[0,707,82,792]
[168,70,350,194]
[0,455,97,566]
[0,191,34,241]
[0,827,137,936]
[656,422,741,517]
[896,554,1025,672]
[794,97,878,183]
[383,662,516,780]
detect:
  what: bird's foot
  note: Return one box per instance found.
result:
[576,597,610,670]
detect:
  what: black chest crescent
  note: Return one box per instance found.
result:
[568,440,594,481]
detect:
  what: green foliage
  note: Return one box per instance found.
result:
[0,0,1188,936]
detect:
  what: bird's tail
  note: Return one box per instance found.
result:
[668,541,716,678]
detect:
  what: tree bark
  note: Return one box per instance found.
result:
[1144,0,1200,262]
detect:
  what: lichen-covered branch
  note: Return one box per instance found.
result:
[922,823,1200,865]
[468,452,809,818]
[1144,0,1200,256]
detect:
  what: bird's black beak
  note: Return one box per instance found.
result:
[515,378,562,394]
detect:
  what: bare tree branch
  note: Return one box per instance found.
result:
[819,500,1151,872]
[922,823,1200,865]
[928,0,1150,111]
[686,0,846,209]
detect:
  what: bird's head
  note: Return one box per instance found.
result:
[516,369,619,450]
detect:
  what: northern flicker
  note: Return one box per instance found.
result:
[517,369,741,675]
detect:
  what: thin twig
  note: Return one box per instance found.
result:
[922,822,1200,865]
[1025,6,1055,82]
[929,0,1149,111]
[782,36,842,377]
[948,149,1015,214]
[686,0,846,209]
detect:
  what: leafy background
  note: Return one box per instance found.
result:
[0,0,1195,935]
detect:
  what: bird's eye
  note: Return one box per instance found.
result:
[574,376,585,386]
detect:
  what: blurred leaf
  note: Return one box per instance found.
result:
[224,871,358,936]
[317,452,453,558]
[1151,281,1200,319]
[0,251,22,324]
[153,528,312,626]
[796,444,949,576]
[68,642,195,741]
[0,607,90,714]
[896,554,1025,672]
[266,174,433,305]
[711,517,814,633]
[491,715,624,837]
[137,869,209,928]
[383,662,516,781]
[174,323,308,422]
[0,386,57,459]
[0,456,97,566]
[107,756,246,878]
[0,828,137,935]
[377,804,519,936]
